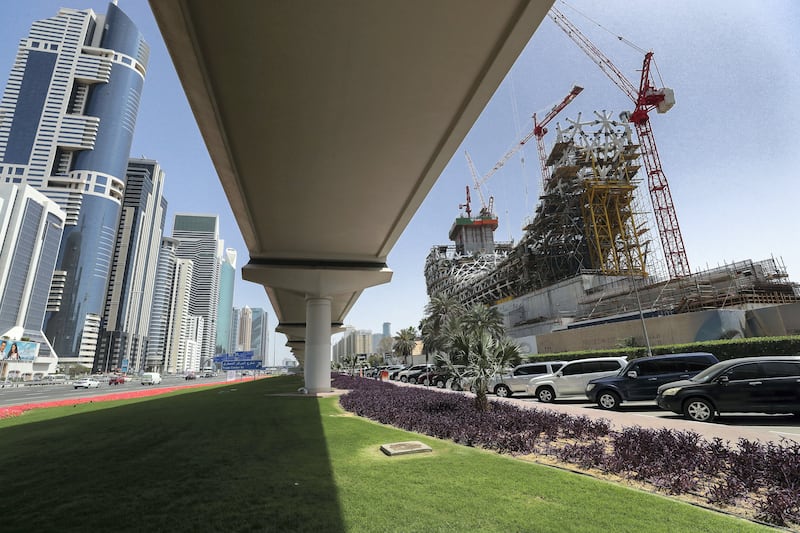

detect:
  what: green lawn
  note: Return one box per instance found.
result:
[0,376,772,532]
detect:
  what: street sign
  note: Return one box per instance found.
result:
[221,359,262,371]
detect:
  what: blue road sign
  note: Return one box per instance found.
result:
[221,359,262,371]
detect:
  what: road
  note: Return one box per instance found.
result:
[0,373,237,410]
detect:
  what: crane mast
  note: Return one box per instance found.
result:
[548,5,690,278]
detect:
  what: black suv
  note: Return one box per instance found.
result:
[586,352,718,410]
[656,356,800,422]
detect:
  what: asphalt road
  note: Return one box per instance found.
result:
[0,373,236,409]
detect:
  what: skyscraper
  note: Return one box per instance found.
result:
[0,184,65,370]
[216,248,236,354]
[238,306,252,351]
[146,237,194,373]
[250,307,268,364]
[95,159,167,373]
[171,214,221,365]
[0,4,149,360]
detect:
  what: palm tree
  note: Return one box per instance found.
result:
[460,303,506,341]
[421,293,464,360]
[435,303,520,411]
[392,327,417,365]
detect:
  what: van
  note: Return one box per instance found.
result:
[141,372,162,385]
[585,352,718,410]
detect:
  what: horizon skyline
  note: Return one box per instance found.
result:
[1,2,797,359]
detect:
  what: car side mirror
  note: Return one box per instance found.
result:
[555,371,562,377]
[717,375,729,384]
[626,370,638,379]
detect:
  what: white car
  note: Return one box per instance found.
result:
[73,377,101,389]
[526,357,627,402]
[489,361,567,398]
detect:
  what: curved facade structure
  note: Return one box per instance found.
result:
[0,4,148,363]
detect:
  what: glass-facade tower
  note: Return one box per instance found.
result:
[0,4,148,361]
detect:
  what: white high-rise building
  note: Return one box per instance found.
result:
[0,183,65,377]
[238,306,252,351]
[171,214,221,364]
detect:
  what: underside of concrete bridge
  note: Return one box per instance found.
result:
[150,0,554,392]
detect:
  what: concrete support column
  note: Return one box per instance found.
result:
[305,296,332,393]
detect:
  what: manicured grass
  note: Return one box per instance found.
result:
[0,376,771,532]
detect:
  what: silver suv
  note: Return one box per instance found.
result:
[527,357,627,402]
[489,361,566,398]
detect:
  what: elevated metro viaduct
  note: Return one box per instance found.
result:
[150,1,554,393]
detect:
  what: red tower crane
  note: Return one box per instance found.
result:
[549,5,691,278]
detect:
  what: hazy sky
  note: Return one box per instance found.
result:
[1,1,798,363]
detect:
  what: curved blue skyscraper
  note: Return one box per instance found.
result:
[0,4,148,365]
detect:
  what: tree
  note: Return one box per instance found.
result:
[377,336,394,356]
[367,353,383,367]
[435,303,520,411]
[392,327,417,365]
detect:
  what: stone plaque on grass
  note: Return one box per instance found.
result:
[380,441,432,456]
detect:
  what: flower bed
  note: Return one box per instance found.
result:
[333,374,800,528]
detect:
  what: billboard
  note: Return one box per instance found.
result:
[0,339,39,362]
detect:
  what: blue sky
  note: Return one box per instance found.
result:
[2,2,798,363]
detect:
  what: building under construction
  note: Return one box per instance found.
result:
[424,112,800,353]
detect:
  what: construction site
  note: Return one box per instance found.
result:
[424,6,800,354]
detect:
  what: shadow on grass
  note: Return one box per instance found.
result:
[0,376,344,533]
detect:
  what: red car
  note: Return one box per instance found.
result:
[108,376,126,385]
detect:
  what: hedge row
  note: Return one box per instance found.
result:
[524,335,800,363]
[333,374,800,527]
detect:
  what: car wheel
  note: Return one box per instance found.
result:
[537,386,555,403]
[435,379,446,389]
[494,384,512,398]
[408,377,417,384]
[74,386,79,389]
[420,377,428,386]
[684,397,715,422]
[450,381,462,391]
[399,376,408,383]
[597,390,620,410]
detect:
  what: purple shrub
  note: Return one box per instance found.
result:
[707,477,745,506]
[556,441,607,469]
[756,487,800,527]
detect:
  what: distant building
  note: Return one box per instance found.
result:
[250,307,268,363]
[382,322,391,338]
[332,327,372,365]
[146,237,194,373]
[0,183,65,376]
[238,306,252,350]
[171,214,222,364]
[216,248,236,354]
[94,159,166,373]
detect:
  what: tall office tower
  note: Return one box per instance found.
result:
[146,237,194,373]
[0,4,149,360]
[383,322,391,338]
[215,247,236,354]
[171,214,221,364]
[250,307,268,364]
[0,184,65,371]
[238,305,252,351]
[229,307,241,353]
[94,159,166,373]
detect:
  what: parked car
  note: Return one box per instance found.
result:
[73,377,101,389]
[406,366,433,385]
[185,372,197,380]
[527,357,627,402]
[429,366,466,389]
[108,375,126,385]
[489,361,567,398]
[397,364,434,383]
[585,352,719,409]
[656,356,800,422]
[386,365,406,380]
